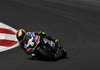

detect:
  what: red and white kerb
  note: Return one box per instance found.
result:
[0,22,18,52]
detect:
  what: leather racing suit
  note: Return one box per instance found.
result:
[19,31,59,55]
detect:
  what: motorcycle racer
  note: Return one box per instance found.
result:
[16,29,59,56]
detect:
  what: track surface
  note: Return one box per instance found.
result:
[0,0,100,70]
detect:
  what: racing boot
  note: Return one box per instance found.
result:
[31,53,36,57]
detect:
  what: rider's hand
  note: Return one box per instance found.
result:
[38,31,46,35]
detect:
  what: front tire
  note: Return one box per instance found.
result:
[55,44,67,58]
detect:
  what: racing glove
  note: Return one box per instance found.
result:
[38,31,46,36]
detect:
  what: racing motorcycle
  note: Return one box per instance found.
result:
[30,34,67,60]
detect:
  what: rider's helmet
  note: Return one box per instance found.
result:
[16,29,26,42]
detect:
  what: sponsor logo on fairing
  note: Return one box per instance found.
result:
[35,35,39,43]
[0,22,18,52]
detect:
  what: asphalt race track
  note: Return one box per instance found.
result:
[0,0,100,70]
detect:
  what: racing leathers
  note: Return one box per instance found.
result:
[19,31,57,55]
[19,32,39,54]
